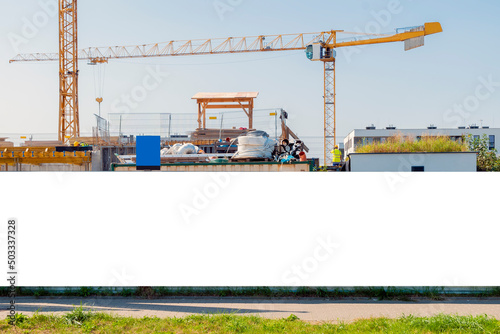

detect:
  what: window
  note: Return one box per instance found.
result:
[412,166,425,172]
[345,138,352,153]
[489,135,495,150]
[473,135,480,140]
[354,137,364,150]
[354,137,363,145]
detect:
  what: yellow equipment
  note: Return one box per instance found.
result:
[0,146,91,169]
[9,1,442,163]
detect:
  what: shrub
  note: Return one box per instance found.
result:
[464,134,500,171]
[356,133,467,154]
[63,304,94,326]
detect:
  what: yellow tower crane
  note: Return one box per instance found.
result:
[58,0,78,145]
[9,1,442,163]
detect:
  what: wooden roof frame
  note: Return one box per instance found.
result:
[192,92,259,130]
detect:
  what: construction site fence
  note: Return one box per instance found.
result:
[107,109,284,141]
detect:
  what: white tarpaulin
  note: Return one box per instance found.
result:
[233,131,276,159]
[162,143,200,156]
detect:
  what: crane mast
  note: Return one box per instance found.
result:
[10,2,442,164]
[59,0,79,144]
[324,59,336,164]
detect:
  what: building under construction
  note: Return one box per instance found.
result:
[0,92,317,172]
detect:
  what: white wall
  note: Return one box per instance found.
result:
[2,173,500,286]
[349,152,477,172]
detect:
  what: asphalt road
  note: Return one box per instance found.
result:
[2,297,500,323]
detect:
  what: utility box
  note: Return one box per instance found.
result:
[136,136,161,171]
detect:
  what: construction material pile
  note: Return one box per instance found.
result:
[161,143,200,156]
[277,139,306,163]
[232,131,276,159]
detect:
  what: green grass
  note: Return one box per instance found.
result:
[356,133,468,154]
[2,310,499,333]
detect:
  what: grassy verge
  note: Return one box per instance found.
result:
[3,286,500,300]
[2,307,499,333]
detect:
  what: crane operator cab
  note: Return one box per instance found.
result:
[306,44,336,61]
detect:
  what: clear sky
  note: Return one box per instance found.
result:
[1,0,499,142]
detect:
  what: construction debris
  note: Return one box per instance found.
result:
[277,139,305,163]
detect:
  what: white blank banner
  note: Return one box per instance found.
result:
[0,172,498,287]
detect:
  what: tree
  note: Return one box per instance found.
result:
[464,134,500,172]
